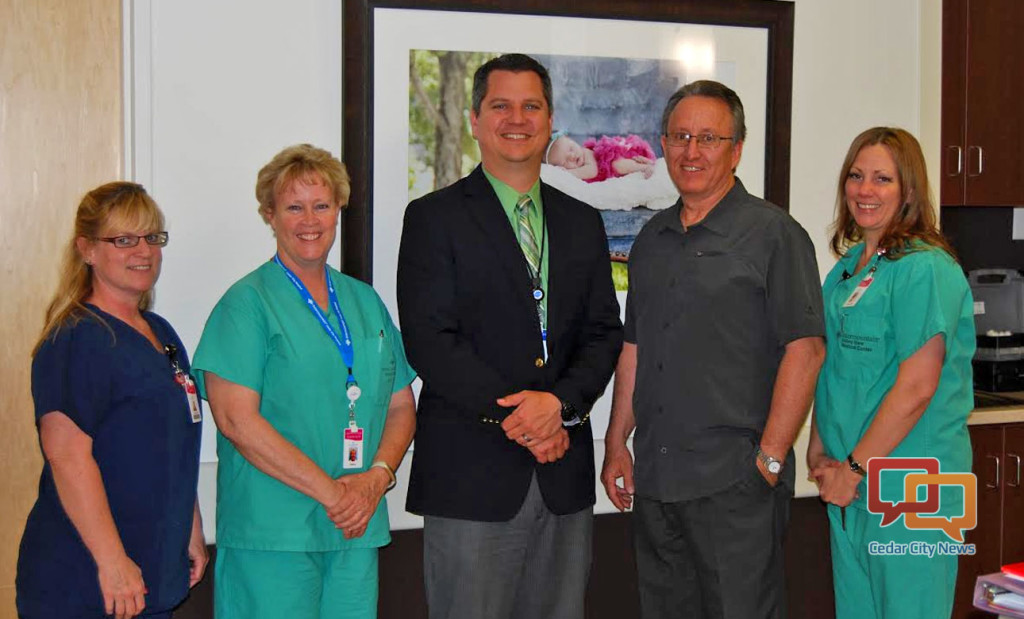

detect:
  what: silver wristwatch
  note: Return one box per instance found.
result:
[755,446,783,475]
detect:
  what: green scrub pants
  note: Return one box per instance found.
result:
[827,504,957,619]
[214,546,378,619]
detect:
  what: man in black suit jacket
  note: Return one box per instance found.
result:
[397,54,622,619]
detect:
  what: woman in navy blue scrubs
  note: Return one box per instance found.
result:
[16,182,206,619]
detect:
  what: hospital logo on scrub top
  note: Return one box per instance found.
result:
[866,457,977,544]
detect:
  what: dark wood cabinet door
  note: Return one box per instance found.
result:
[1003,424,1024,566]
[963,0,1024,206]
[954,425,1004,619]
[941,0,968,206]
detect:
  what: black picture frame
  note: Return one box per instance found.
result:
[342,0,794,281]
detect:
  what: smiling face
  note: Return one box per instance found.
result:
[661,96,742,211]
[546,136,587,169]
[79,227,163,305]
[844,143,904,244]
[470,69,552,179]
[267,176,339,276]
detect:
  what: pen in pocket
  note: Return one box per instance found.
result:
[378,329,384,352]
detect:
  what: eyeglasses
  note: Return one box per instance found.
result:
[94,231,169,248]
[664,132,735,150]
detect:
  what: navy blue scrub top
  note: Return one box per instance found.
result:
[17,305,201,618]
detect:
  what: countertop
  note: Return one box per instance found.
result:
[968,391,1024,425]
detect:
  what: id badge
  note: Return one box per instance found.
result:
[343,425,364,469]
[175,373,202,423]
[842,275,875,308]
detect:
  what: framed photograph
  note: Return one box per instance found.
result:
[406,47,765,291]
[342,0,793,292]
[343,0,792,436]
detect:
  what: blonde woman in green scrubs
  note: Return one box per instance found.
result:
[193,144,416,619]
[807,128,975,619]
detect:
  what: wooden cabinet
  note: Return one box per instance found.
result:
[941,0,1024,207]
[1004,424,1024,566]
[953,422,1024,619]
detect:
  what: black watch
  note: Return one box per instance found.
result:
[560,399,581,427]
[847,454,867,477]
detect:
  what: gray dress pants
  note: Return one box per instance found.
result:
[423,473,593,619]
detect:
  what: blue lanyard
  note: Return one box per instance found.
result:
[538,308,548,362]
[273,255,356,384]
[530,284,548,360]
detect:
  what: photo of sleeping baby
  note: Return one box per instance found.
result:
[407,50,729,290]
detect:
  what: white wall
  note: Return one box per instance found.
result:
[128,0,940,539]
[790,0,934,280]
[786,0,940,496]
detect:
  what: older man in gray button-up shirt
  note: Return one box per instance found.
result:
[601,80,825,619]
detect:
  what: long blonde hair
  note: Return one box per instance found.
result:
[33,182,165,356]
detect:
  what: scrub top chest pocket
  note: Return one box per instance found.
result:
[354,329,397,410]
[830,272,893,381]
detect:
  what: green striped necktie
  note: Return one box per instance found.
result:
[516,194,540,280]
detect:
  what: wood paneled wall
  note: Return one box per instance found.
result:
[0,0,122,615]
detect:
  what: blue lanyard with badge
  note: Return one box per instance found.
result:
[531,275,548,362]
[274,254,365,469]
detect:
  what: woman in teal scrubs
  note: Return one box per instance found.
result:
[807,127,975,619]
[192,144,416,619]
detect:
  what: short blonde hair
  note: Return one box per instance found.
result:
[255,144,350,222]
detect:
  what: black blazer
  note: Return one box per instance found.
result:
[397,166,623,521]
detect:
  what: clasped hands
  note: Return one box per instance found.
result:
[323,467,392,539]
[497,390,569,463]
[808,454,861,507]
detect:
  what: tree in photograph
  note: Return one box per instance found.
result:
[409,50,490,193]
[433,52,467,190]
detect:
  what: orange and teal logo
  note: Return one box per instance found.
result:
[866,457,977,546]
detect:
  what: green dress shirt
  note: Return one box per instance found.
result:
[482,168,550,321]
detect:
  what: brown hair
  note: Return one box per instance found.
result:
[34,182,165,355]
[471,53,553,117]
[255,144,350,222]
[829,127,955,260]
